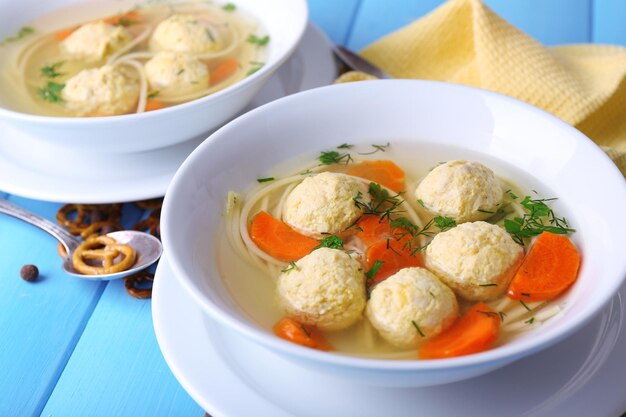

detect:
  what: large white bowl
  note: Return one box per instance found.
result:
[0,0,307,153]
[161,80,626,387]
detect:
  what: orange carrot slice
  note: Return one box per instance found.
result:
[249,211,319,262]
[346,160,405,192]
[210,58,239,85]
[508,232,580,301]
[355,214,394,246]
[419,303,500,359]
[55,28,75,41]
[273,317,332,351]
[365,239,424,283]
[145,99,166,112]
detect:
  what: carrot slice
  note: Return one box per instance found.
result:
[273,317,332,351]
[508,232,580,301]
[249,211,319,262]
[419,303,500,359]
[346,160,405,192]
[365,239,424,283]
[103,11,142,26]
[210,58,239,85]
[355,214,394,246]
[145,99,166,112]
[55,28,75,41]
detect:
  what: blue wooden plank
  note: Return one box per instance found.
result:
[308,0,362,44]
[0,197,144,417]
[347,0,591,51]
[593,0,626,45]
[40,273,203,417]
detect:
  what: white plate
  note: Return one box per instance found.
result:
[153,255,626,417]
[0,23,337,204]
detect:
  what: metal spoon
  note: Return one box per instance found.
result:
[332,45,393,79]
[0,198,162,281]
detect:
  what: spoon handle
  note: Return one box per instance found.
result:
[0,198,79,255]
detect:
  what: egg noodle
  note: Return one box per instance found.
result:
[9,1,261,116]
[223,157,563,359]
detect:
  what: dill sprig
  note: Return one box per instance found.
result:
[411,320,425,337]
[1,26,34,46]
[37,82,65,103]
[504,195,575,245]
[314,235,343,250]
[319,150,353,165]
[247,34,270,46]
[365,260,384,280]
[40,62,65,79]
[358,142,390,155]
[281,261,299,273]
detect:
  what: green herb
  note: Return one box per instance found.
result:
[354,183,406,223]
[37,82,65,103]
[519,300,531,312]
[389,217,419,236]
[411,320,425,337]
[428,291,435,298]
[337,143,354,149]
[433,216,456,231]
[525,317,535,324]
[205,28,216,43]
[118,16,138,27]
[477,209,495,214]
[300,169,313,175]
[365,260,384,280]
[416,199,425,207]
[358,142,390,155]
[478,310,499,319]
[300,324,311,337]
[319,150,353,165]
[256,177,274,183]
[281,261,298,273]
[499,311,507,321]
[40,62,65,79]
[147,90,160,99]
[222,3,237,11]
[247,34,270,46]
[521,292,531,297]
[314,235,343,250]
[249,60,265,66]
[246,65,262,76]
[479,283,498,287]
[504,195,575,245]
[506,189,518,200]
[1,26,34,46]
[177,68,185,76]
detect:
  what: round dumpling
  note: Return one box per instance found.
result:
[366,267,458,349]
[425,221,523,301]
[61,21,130,61]
[276,248,366,331]
[144,51,209,95]
[415,160,503,223]
[61,65,139,116]
[282,172,371,237]
[149,14,218,54]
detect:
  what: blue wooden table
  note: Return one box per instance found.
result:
[2,1,626,416]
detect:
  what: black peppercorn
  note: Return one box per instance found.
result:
[20,264,39,282]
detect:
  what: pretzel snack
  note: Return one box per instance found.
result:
[72,235,137,275]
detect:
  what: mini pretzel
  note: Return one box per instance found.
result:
[58,203,122,234]
[57,204,88,228]
[134,198,163,211]
[79,221,123,239]
[72,235,137,275]
[124,269,154,299]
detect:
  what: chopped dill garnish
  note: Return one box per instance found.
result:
[428,291,435,298]
[411,320,425,337]
[521,292,531,297]
[314,235,343,250]
[281,261,299,273]
[222,3,237,11]
[499,311,507,321]
[525,317,535,324]
[337,143,354,149]
[1,26,34,46]
[246,65,263,76]
[256,177,274,183]
[147,90,160,99]
[358,142,390,155]
[300,169,313,175]
[479,283,498,287]
[247,34,270,46]
[433,216,456,231]
[416,199,425,207]
[205,28,216,43]
[37,82,65,103]
[506,189,518,200]
[519,300,531,311]
[177,68,185,75]
[300,324,311,337]
[504,195,575,245]
[478,310,499,319]
[319,150,353,165]
[118,16,138,27]
[353,183,405,223]
[477,209,495,214]
[365,260,384,280]
[40,62,65,79]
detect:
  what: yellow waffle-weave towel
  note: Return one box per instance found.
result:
[359,0,626,177]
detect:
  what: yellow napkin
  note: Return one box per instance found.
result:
[357,0,626,177]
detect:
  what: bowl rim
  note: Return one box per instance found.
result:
[0,0,309,125]
[162,79,626,371]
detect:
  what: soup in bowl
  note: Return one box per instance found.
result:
[0,0,307,153]
[161,80,626,386]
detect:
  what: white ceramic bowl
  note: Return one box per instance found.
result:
[0,0,307,158]
[161,80,626,387]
